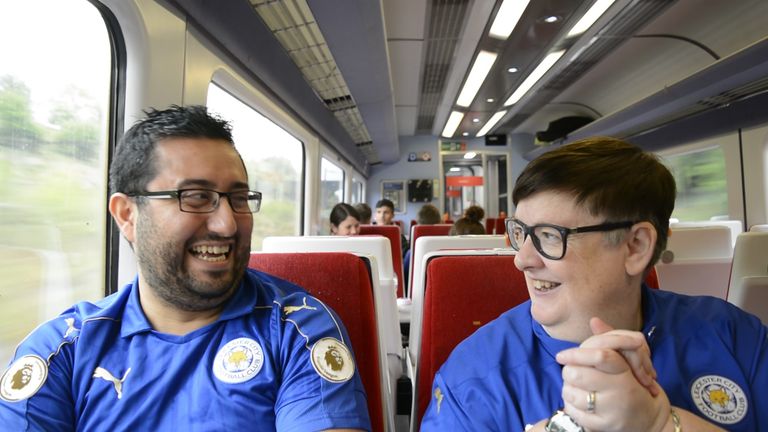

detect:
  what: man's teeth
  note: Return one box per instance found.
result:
[191,245,230,262]
[532,279,560,290]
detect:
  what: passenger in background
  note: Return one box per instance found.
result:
[404,203,442,282]
[417,203,442,225]
[375,198,409,256]
[422,137,767,431]
[449,205,485,235]
[0,106,370,431]
[354,202,372,225]
[330,203,361,235]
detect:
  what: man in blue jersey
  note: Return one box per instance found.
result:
[0,105,371,431]
[421,137,767,431]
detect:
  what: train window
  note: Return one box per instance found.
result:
[662,146,728,221]
[0,0,112,360]
[319,157,344,234]
[351,176,365,204]
[207,83,304,249]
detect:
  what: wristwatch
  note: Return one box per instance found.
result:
[545,409,584,432]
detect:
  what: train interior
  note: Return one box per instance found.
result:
[2,1,768,430]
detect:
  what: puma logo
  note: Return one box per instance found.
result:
[63,318,78,338]
[283,297,317,315]
[93,367,131,399]
[434,387,444,413]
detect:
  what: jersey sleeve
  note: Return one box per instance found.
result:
[740,315,768,428]
[272,293,371,432]
[0,314,79,431]
[420,370,470,431]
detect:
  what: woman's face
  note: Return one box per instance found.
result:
[332,215,360,235]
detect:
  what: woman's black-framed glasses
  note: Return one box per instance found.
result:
[505,218,636,260]
[128,189,262,214]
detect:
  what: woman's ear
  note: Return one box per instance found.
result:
[109,193,137,243]
[624,221,656,277]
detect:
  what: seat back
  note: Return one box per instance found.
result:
[410,224,453,245]
[411,250,528,430]
[727,231,768,323]
[671,220,743,248]
[360,224,405,297]
[248,252,386,431]
[409,235,508,301]
[261,235,403,426]
[484,217,496,234]
[749,224,768,232]
[495,217,506,236]
[645,266,660,289]
[408,224,453,293]
[655,225,733,299]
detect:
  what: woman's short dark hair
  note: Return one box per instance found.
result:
[330,203,361,227]
[512,136,676,267]
[109,105,237,195]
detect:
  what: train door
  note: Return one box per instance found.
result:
[440,151,510,220]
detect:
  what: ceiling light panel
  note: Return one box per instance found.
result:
[489,0,531,40]
[476,110,508,136]
[567,0,616,37]
[456,50,498,107]
[442,111,465,137]
[504,50,565,106]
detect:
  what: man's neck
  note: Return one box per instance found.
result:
[137,285,225,335]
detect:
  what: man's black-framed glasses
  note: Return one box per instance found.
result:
[505,218,636,260]
[129,189,262,214]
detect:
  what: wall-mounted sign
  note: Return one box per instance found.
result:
[440,140,466,152]
[446,176,484,187]
[381,180,406,213]
[408,179,433,202]
[408,151,432,162]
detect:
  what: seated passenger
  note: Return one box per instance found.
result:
[404,203,442,283]
[330,203,361,235]
[0,106,370,431]
[353,202,372,225]
[422,137,767,431]
[449,205,485,235]
[374,198,409,256]
[417,203,442,226]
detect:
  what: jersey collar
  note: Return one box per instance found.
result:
[120,275,257,337]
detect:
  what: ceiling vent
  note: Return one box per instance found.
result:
[416,0,471,133]
[250,0,379,163]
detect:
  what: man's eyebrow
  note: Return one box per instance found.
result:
[175,179,250,190]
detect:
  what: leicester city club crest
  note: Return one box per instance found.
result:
[691,375,747,425]
[213,338,264,384]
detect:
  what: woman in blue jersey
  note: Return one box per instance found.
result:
[421,137,766,431]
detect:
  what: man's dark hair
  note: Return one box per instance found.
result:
[353,203,372,224]
[375,199,395,211]
[109,105,237,195]
[512,136,676,268]
[417,204,442,225]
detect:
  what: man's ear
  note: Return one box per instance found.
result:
[624,221,656,277]
[109,193,137,243]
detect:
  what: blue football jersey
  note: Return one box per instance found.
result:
[421,286,767,431]
[0,269,371,431]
